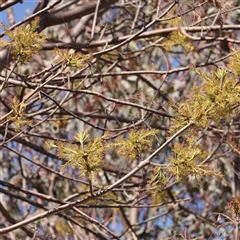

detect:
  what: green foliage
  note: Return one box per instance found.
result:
[167,139,220,183]
[162,30,194,53]
[0,17,48,62]
[108,128,158,160]
[170,88,210,133]
[149,167,168,191]
[75,131,89,149]
[229,48,240,77]
[162,14,194,53]
[48,128,157,183]
[149,139,222,193]
[167,16,183,27]
[204,71,239,119]
[170,67,240,134]
[53,48,93,68]
[8,97,31,131]
[156,64,240,193]
[55,131,109,180]
[150,188,173,204]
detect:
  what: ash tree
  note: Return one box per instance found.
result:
[0,0,240,239]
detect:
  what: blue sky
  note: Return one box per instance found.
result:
[1,1,36,32]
